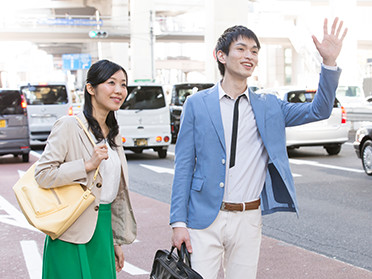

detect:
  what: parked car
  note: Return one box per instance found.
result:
[353,124,372,175]
[336,85,367,108]
[0,89,30,162]
[117,84,171,158]
[256,87,349,155]
[170,83,214,143]
[20,83,73,145]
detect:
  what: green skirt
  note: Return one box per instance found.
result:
[42,204,116,279]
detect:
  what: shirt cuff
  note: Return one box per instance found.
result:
[171,222,187,228]
[322,63,338,71]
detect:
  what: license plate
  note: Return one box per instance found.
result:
[135,138,148,146]
[0,119,6,128]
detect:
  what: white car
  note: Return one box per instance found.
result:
[256,87,349,155]
[117,84,171,158]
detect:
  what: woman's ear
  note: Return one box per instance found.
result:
[86,83,95,96]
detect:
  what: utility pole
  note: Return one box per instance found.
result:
[96,10,102,60]
[150,10,155,81]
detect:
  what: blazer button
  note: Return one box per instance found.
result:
[94,205,99,211]
[219,182,224,188]
[222,159,226,165]
[96,182,102,188]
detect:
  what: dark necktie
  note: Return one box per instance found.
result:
[230,95,244,168]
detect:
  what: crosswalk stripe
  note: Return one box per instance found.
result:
[20,240,42,279]
[140,164,174,174]
[123,261,149,275]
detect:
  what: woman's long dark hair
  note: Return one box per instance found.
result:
[83,59,127,148]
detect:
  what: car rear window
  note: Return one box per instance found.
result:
[173,83,214,105]
[121,86,166,110]
[21,85,68,105]
[0,90,24,115]
[287,91,340,108]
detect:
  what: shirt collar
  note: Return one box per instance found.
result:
[218,81,250,101]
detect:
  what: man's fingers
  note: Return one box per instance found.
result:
[335,20,343,38]
[340,27,348,42]
[330,17,339,35]
[323,18,328,35]
[185,239,193,253]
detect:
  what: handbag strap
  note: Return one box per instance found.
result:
[74,116,100,189]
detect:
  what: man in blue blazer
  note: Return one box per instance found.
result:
[170,18,347,278]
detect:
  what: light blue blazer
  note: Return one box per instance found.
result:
[170,67,341,230]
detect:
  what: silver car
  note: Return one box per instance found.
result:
[256,87,349,155]
[0,89,30,162]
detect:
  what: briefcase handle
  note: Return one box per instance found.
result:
[170,243,192,268]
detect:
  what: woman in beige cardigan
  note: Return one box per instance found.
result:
[35,60,137,279]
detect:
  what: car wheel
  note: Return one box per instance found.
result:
[158,149,167,159]
[361,140,372,175]
[325,145,341,155]
[22,153,29,163]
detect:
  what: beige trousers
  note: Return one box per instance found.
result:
[189,208,262,279]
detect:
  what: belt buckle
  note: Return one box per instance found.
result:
[221,202,226,211]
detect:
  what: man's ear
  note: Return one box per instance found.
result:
[86,83,95,96]
[216,50,226,64]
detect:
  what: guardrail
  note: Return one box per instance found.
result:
[345,104,372,130]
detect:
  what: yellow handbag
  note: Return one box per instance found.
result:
[13,116,99,240]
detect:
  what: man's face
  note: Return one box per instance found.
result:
[218,36,259,80]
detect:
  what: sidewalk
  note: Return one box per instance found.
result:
[121,192,372,279]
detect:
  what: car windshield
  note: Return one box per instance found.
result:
[21,85,68,105]
[336,86,363,98]
[0,90,23,115]
[173,84,214,105]
[121,86,165,110]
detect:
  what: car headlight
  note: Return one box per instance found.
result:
[355,128,368,143]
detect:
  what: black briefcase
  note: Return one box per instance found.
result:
[150,243,203,279]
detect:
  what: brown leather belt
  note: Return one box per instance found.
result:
[220,199,260,212]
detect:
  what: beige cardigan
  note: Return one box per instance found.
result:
[34,113,137,245]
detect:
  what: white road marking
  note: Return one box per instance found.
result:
[140,164,174,175]
[123,261,150,275]
[289,159,364,173]
[20,240,42,279]
[292,173,302,177]
[0,195,39,232]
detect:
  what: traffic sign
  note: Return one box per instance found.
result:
[62,54,91,70]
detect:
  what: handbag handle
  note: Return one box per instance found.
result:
[74,116,100,190]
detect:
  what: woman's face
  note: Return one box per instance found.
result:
[88,70,128,114]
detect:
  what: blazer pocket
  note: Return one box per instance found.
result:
[191,177,204,192]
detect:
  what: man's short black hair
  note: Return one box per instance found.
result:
[215,25,261,76]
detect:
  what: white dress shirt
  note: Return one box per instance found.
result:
[218,83,269,203]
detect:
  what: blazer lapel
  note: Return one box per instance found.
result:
[75,113,95,157]
[202,86,226,151]
[115,135,129,188]
[249,90,266,142]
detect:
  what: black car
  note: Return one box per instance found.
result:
[353,124,372,175]
[169,83,214,143]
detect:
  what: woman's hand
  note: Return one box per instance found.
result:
[84,143,108,172]
[114,245,125,272]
